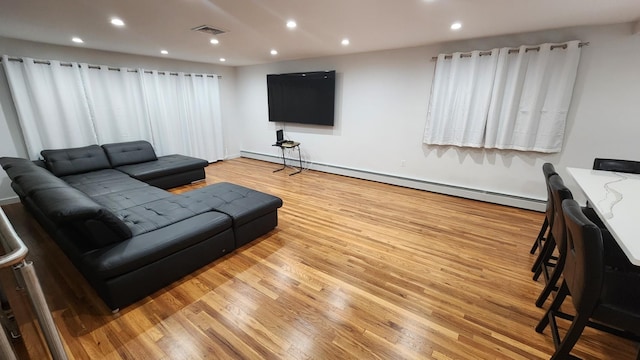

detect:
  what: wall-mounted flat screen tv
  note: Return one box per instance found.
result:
[267,70,336,126]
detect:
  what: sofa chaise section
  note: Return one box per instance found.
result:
[81,212,234,310]
[183,182,284,247]
[102,141,208,189]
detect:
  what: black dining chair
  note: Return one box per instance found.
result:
[593,158,640,174]
[533,174,572,306]
[586,159,640,210]
[533,175,640,307]
[590,158,640,273]
[530,163,558,257]
[536,199,640,360]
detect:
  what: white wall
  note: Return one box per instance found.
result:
[2,23,639,208]
[0,81,22,204]
[0,36,240,203]
[236,22,640,208]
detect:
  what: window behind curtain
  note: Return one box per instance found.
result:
[423,40,582,153]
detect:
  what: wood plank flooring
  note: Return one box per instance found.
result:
[1,157,637,359]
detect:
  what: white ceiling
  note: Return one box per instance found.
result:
[1,0,639,66]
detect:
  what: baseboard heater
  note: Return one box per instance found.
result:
[240,150,545,212]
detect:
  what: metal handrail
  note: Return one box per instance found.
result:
[0,210,28,268]
[0,207,69,360]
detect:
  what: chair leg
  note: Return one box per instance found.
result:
[532,234,556,279]
[536,282,568,333]
[530,217,549,254]
[550,311,591,360]
[536,255,566,308]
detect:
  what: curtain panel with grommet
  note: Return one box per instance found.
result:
[423,40,582,153]
[1,55,224,162]
[1,57,97,159]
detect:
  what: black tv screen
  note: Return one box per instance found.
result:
[267,70,336,126]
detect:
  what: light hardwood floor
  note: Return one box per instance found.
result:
[1,158,637,359]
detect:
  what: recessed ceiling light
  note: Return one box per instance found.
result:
[451,22,462,30]
[210,38,219,45]
[270,49,278,55]
[220,58,226,62]
[286,20,297,29]
[160,50,168,55]
[341,38,350,46]
[110,18,125,27]
[72,37,84,43]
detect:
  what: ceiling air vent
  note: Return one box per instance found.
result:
[191,25,227,36]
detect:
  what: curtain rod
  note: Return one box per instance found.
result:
[0,56,222,78]
[430,41,589,61]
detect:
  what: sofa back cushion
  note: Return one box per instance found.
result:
[12,166,69,196]
[102,141,158,167]
[41,145,111,176]
[0,157,36,171]
[0,157,67,197]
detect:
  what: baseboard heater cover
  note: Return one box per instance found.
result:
[240,150,545,212]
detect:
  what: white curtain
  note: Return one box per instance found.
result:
[2,56,224,161]
[424,40,581,153]
[141,70,190,157]
[141,71,224,161]
[80,65,153,145]
[424,50,498,147]
[182,74,224,162]
[1,56,97,159]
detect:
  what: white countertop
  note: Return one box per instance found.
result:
[567,167,640,265]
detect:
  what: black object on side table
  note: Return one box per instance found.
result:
[273,141,302,176]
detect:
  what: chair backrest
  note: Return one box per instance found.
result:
[593,158,640,174]
[542,163,558,222]
[562,199,604,314]
[549,174,573,254]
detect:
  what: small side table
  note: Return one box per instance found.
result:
[272,141,302,176]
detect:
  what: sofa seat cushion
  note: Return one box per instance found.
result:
[115,155,208,181]
[81,212,232,279]
[69,176,150,198]
[61,169,131,186]
[114,196,216,236]
[182,182,283,227]
[92,187,172,212]
[41,144,111,176]
[102,140,158,167]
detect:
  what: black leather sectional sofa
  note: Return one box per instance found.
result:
[0,141,283,311]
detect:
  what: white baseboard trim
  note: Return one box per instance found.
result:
[224,152,242,160]
[240,150,545,212]
[0,196,19,206]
